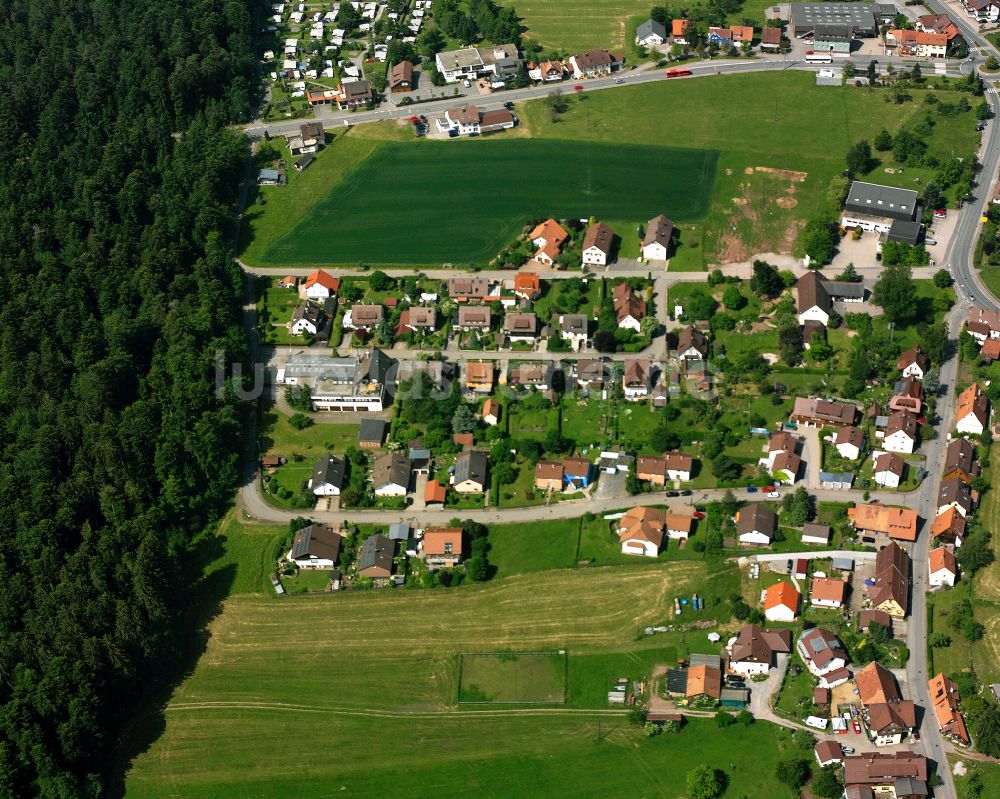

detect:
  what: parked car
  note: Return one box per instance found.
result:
[786,559,793,573]
[681,490,692,496]
[763,486,774,492]
[843,746,856,754]
[852,721,862,734]
[693,511,706,520]
[767,492,780,499]
[934,208,947,219]
[666,491,679,497]
[746,486,758,493]
[574,84,584,91]
[614,77,625,84]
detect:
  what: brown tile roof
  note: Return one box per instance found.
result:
[642,214,674,249]
[867,700,916,735]
[813,687,832,707]
[884,410,917,441]
[677,325,707,356]
[514,272,540,295]
[797,271,830,314]
[535,461,564,482]
[423,527,463,557]
[736,503,777,536]
[944,438,977,481]
[730,624,791,664]
[957,382,989,428]
[968,305,1000,337]
[843,752,927,786]
[760,25,781,45]
[503,312,538,334]
[897,346,930,373]
[847,504,919,542]
[836,426,864,449]
[465,362,494,385]
[869,541,911,612]
[458,306,491,327]
[815,740,843,764]
[929,546,957,576]
[982,338,1000,362]
[388,59,413,88]
[874,452,905,478]
[623,358,649,386]
[449,276,489,299]
[452,432,474,448]
[582,221,613,254]
[351,304,384,326]
[617,506,666,547]
[447,104,480,125]
[855,661,901,706]
[664,451,693,471]
[859,609,893,632]
[810,577,847,605]
[686,664,722,699]
[400,306,435,328]
[792,397,857,426]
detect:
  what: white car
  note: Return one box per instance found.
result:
[767,491,780,499]
[818,69,835,78]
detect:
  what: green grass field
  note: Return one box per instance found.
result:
[458,652,567,703]
[257,138,717,266]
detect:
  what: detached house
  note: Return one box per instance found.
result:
[481,398,500,426]
[290,303,324,336]
[449,276,490,302]
[503,312,538,343]
[371,452,411,497]
[641,214,674,260]
[559,314,588,351]
[810,577,847,610]
[929,672,971,745]
[937,477,973,518]
[309,456,345,496]
[729,624,792,677]
[534,460,563,492]
[868,541,911,618]
[764,582,800,622]
[623,358,651,400]
[765,431,801,485]
[288,524,343,569]
[873,452,906,489]
[798,627,848,676]
[304,269,341,301]
[791,397,857,428]
[528,60,566,82]
[513,272,541,300]
[635,18,668,45]
[835,426,865,460]
[882,411,918,454]
[736,503,777,547]
[568,48,621,79]
[967,305,1000,343]
[388,59,414,92]
[955,382,989,435]
[457,305,491,332]
[943,438,979,484]
[357,534,394,579]
[613,283,646,331]
[797,271,831,326]
[929,546,958,588]
[581,221,614,266]
[397,306,435,334]
[855,662,916,747]
[897,347,930,380]
[337,79,373,110]
[618,506,667,557]
[931,506,966,547]
[452,450,488,493]
[528,218,569,266]
[422,528,464,568]
[672,19,691,44]
[677,326,707,361]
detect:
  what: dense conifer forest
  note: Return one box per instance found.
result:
[0,0,256,794]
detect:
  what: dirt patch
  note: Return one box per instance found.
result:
[725,168,734,175]
[744,167,754,175]
[781,219,806,254]
[776,197,798,209]
[732,197,749,206]
[755,166,808,182]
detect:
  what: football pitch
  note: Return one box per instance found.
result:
[257,139,717,266]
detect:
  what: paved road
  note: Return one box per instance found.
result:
[244,55,976,139]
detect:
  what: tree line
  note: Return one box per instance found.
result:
[0,0,257,795]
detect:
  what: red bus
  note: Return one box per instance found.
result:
[665,68,692,78]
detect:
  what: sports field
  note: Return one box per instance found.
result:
[457,652,567,703]
[257,139,717,266]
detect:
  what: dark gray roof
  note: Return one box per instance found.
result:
[814,23,852,40]
[888,219,922,244]
[291,524,342,562]
[311,456,345,489]
[357,533,394,573]
[636,18,667,40]
[454,449,488,486]
[388,522,410,541]
[365,348,398,385]
[358,418,388,443]
[790,3,880,31]
[689,653,722,669]
[824,281,866,299]
[844,181,919,222]
[294,153,315,171]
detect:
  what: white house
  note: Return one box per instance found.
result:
[737,504,777,547]
[581,221,613,266]
[290,303,323,336]
[764,582,800,622]
[797,627,848,676]
[956,383,989,435]
[835,426,865,460]
[635,18,668,45]
[897,347,930,380]
[371,453,410,497]
[929,546,957,588]
[617,507,665,558]
[729,624,792,677]
[872,451,905,489]
[882,411,917,455]
[641,214,673,261]
[309,456,344,496]
[796,271,831,327]
[287,524,343,569]
[664,452,694,482]
[304,269,340,301]
[437,104,480,136]
[559,314,588,351]
[809,577,847,610]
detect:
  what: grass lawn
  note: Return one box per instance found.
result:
[488,517,582,575]
[927,582,976,678]
[776,662,819,721]
[949,754,1000,799]
[259,406,359,456]
[202,516,285,597]
[255,138,716,266]
[281,568,333,593]
[457,652,567,703]
[497,0,657,51]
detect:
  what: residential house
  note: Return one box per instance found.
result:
[760,25,782,50]
[613,283,646,331]
[304,269,340,301]
[288,524,343,569]
[931,506,966,547]
[434,44,520,84]
[560,314,589,351]
[672,19,691,44]
[868,541,912,618]
[955,382,989,435]
[855,662,915,746]
[278,275,297,290]
[337,79,372,110]
[764,432,801,485]
[510,273,539,303]
[449,276,490,302]
[943,438,979,484]
[848,503,919,544]
[534,460,564,492]
[962,0,1000,23]
[481,398,500,426]
[508,363,548,390]
[438,104,481,136]
[562,457,592,491]
[306,88,339,106]
[810,577,847,609]
[345,304,384,331]
[425,480,447,507]
[357,534,394,579]
[886,28,948,58]
[667,512,695,540]
[873,452,906,489]
[388,59,413,92]
[581,221,613,266]
[528,60,566,82]
[309,456,345,496]
[397,306,436,335]
[568,48,621,79]
[635,18,668,45]
[882,411,918,454]
[736,503,777,546]
[290,302,324,336]
[797,627,848,676]
[918,13,962,44]
[686,664,722,701]
[617,506,667,557]
[357,419,387,449]
[623,358,651,400]
[802,522,832,545]
[980,338,1000,362]
[503,313,538,343]
[729,624,792,676]
[257,168,281,186]
[938,476,974,518]
[677,326,708,361]
[967,306,1000,343]
[815,741,844,768]
[843,752,928,797]
[827,429,862,466]
[598,450,633,475]
[422,527,464,567]
[797,271,831,326]
[859,609,894,636]
[371,452,411,497]
[929,546,958,588]
[452,450,488,493]
[791,397,858,428]
[664,452,694,482]
[456,305,491,332]
[529,218,569,266]
[929,673,971,745]
[641,214,674,260]
[897,347,930,380]
[574,359,606,390]
[764,582,800,622]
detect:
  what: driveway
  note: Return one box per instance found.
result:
[748,653,788,721]
[801,427,822,489]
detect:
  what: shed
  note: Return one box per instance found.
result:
[388,523,410,541]
[720,687,749,708]
[358,418,388,448]
[689,653,722,669]
[832,557,855,571]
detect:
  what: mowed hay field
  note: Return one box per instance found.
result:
[123,526,769,798]
[496,0,651,50]
[258,138,716,266]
